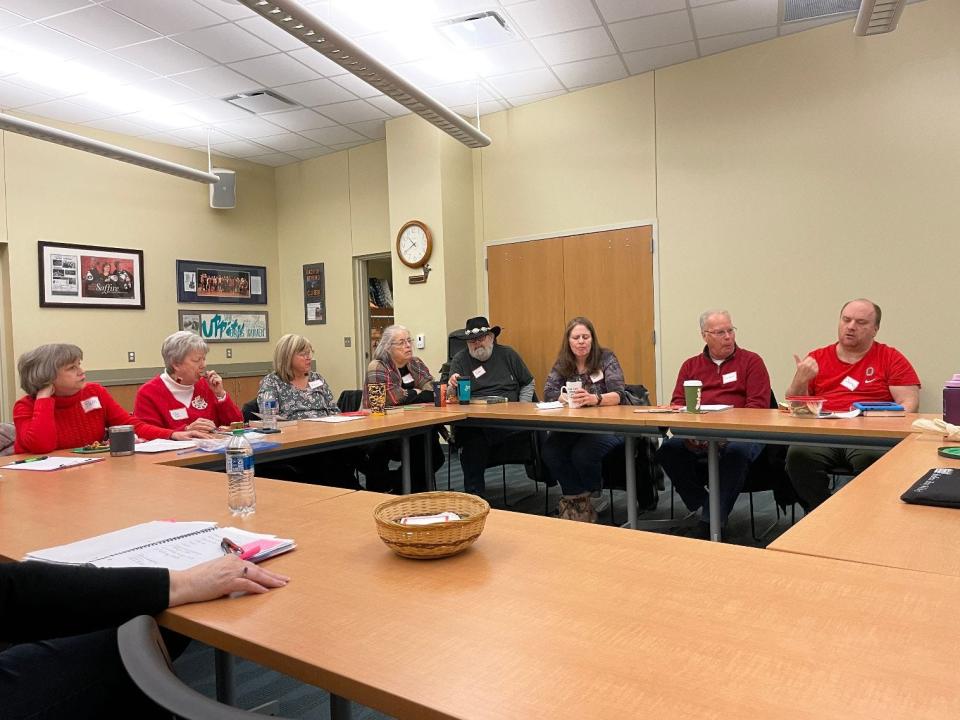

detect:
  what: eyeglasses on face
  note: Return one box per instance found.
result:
[392,338,413,346]
[703,327,736,337]
[295,350,314,358]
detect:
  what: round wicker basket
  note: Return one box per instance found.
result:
[373,491,490,559]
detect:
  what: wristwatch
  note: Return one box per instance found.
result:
[594,388,603,406]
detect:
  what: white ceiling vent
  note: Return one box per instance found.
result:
[224,90,297,114]
[854,0,908,36]
[783,0,860,22]
[437,11,514,49]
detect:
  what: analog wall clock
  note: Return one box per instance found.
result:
[396,220,432,269]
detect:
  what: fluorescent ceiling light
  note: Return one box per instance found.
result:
[0,112,219,184]
[236,0,491,149]
[854,0,907,35]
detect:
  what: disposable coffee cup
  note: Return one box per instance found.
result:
[368,382,387,415]
[683,380,703,413]
[457,377,472,404]
[109,425,135,456]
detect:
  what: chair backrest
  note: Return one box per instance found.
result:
[447,331,466,362]
[241,398,259,423]
[117,615,283,719]
[337,389,363,412]
[0,422,15,456]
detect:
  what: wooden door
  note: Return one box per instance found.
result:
[487,239,565,392]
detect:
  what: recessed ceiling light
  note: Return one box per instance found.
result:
[436,11,514,50]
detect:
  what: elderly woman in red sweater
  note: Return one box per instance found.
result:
[13,344,209,454]
[134,331,243,432]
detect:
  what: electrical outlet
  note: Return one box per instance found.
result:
[344,337,352,348]
[127,351,135,362]
[226,348,232,359]
[415,334,425,350]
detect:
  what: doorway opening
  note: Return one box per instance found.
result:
[354,253,394,387]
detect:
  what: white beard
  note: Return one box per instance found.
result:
[469,344,493,362]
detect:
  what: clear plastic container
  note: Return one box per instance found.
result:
[225,429,256,516]
[784,395,825,417]
[259,390,279,431]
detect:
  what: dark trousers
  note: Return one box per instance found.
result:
[455,427,533,495]
[542,432,624,496]
[785,445,884,511]
[258,447,363,489]
[364,428,444,494]
[0,627,187,720]
[656,438,763,524]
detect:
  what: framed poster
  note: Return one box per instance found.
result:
[178,310,269,343]
[38,241,144,309]
[176,259,267,305]
[303,262,325,324]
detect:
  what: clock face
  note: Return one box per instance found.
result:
[397,221,432,268]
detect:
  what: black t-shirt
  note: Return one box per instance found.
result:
[449,343,534,401]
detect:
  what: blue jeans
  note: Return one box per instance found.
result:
[542,432,624,496]
[656,438,763,524]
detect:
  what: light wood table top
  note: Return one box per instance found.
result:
[164,490,960,720]
[769,432,960,578]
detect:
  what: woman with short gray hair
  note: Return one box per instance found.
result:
[13,343,207,453]
[134,331,243,432]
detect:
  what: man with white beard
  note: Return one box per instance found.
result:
[447,316,535,496]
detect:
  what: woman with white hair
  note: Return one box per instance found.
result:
[13,343,207,454]
[134,331,243,432]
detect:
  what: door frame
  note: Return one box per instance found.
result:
[353,252,392,389]
[481,219,663,403]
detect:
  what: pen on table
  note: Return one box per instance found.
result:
[221,537,243,556]
[12,456,48,464]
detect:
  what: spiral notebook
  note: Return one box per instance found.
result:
[25,520,295,571]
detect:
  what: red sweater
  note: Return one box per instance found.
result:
[670,346,771,408]
[13,383,173,454]
[134,375,242,431]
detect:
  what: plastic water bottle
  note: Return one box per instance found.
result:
[944,374,960,425]
[260,390,279,431]
[225,430,256,516]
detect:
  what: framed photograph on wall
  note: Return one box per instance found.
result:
[303,262,325,324]
[38,241,145,309]
[176,259,267,305]
[178,310,269,343]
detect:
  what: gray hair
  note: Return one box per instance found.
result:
[373,325,410,363]
[18,343,83,396]
[699,309,731,331]
[161,331,208,374]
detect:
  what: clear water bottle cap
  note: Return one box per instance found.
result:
[232,429,245,435]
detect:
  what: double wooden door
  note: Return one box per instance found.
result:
[487,226,657,402]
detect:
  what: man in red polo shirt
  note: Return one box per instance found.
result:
[656,310,771,538]
[785,298,920,512]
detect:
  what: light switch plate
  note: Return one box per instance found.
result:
[415,334,425,350]
[344,337,352,347]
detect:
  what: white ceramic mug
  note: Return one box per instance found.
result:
[559,380,583,408]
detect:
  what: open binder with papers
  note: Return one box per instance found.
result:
[25,520,296,571]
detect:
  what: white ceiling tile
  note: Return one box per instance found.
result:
[622,41,697,74]
[191,0,254,20]
[235,16,306,52]
[507,89,565,107]
[171,65,259,97]
[300,125,365,145]
[212,139,273,157]
[505,0,601,38]
[596,0,688,23]
[689,0,733,6]
[608,10,693,53]
[355,32,432,66]
[0,1,91,21]
[329,140,368,151]
[288,146,335,160]
[64,51,157,85]
[287,47,347,77]
[141,131,198,148]
[451,99,505,117]
[249,152,297,166]
[692,0,779,38]
[112,38,215,76]
[42,6,159,51]
[433,0,508,18]
[0,22,96,61]
[178,97,251,122]
[263,107,336,131]
[229,53,318,87]
[0,78,53,106]
[132,77,203,104]
[81,115,152,136]
[393,58,478,88]
[329,72,382,99]
[175,23,276,63]
[256,132,319,152]
[0,8,25,31]
[779,16,846,36]
[106,0,225,35]
[275,78,355,107]
[531,26,616,65]
[170,126,236,144]
[123,106,202,129]
[313,99,387,124]
[470,40,545,75]
[427,80,494,106]
[21,98,106,123]
[699,27,776,55]
[347,118,386,139]
[366,93,410,117]
[554,54,626,89]
[486,67,562,98]
[214,115,286,138]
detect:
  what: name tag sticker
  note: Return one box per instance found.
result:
[308,379,324,390]
[169,407,189,420]
[401,374,414,384]
[589,370,604,383]
[722,371,738,385]
[841,376,860,391]
[80,396,101,413]
[472,366,486,379]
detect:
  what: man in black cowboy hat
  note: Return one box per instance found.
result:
[447,316,535,495]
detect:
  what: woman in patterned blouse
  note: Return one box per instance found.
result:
[255,334,360,488]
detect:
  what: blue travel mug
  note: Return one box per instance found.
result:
[457,377,471,404]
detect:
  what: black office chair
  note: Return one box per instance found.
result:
[336,389,363,413]
[241,397,259,423]
[117,615,289,719]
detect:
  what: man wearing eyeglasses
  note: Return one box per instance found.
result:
[656,310,771,538]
